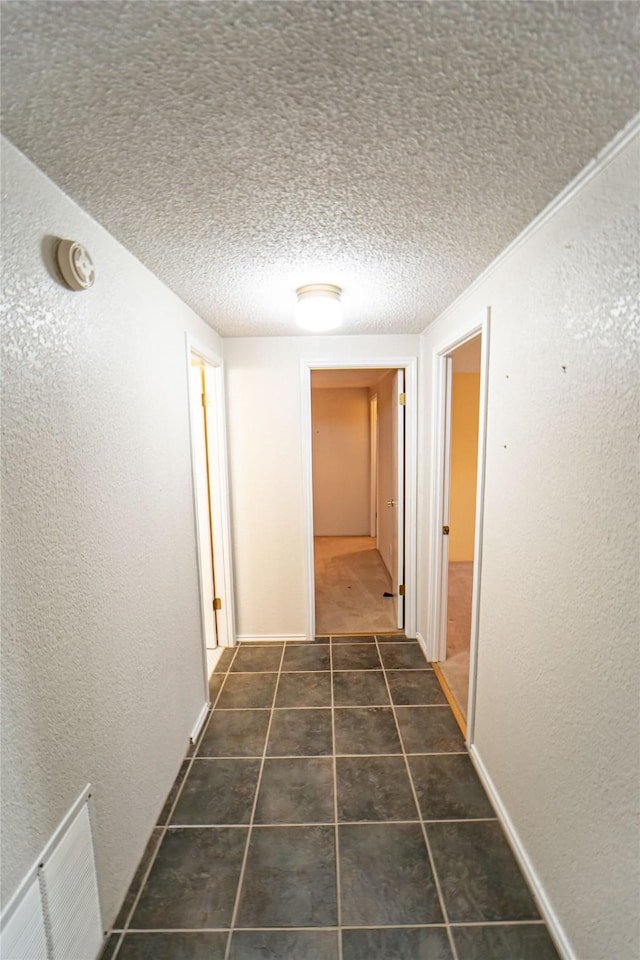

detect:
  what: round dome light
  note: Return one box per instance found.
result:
[295,283,343,332]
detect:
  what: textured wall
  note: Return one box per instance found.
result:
[224,336,419,637]
[0,140,222,925]
[311,388,370,536]
[418,133,639,959]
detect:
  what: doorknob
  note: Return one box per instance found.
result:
[442,525,450,535]
[387,499,397,507]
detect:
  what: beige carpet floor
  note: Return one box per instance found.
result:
[439,560,473,720]
[314,536,398,635]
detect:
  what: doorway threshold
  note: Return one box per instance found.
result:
[432,662,467,738]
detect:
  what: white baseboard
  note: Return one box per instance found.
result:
[236,634,307,643]
[468,744,573,960]
[189,702,209,744]
[415,631,430,661]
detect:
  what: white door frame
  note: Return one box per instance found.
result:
[393,369,405,631]
[427,309,490,745]
[437,357,453,651]
[301,357,418,641]
[369,393,378,538]
[189,359,218,660]
[186,335,236,681]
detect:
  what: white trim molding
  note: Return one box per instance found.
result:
[415,631,429,661]
[185,335,237,704]
[469,745,574,960]
[300,356,419,642]
[426,309,490,746]
[189,702,210,744]
[186,335,236,648]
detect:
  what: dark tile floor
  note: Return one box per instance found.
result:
[102,637,561,960]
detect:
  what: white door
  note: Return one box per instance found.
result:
[189,360,218,655]
[438,357,453,656]
[390,369,405,630]
[369,394,378,538]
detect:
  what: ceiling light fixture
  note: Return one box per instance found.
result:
[295,283,342,332]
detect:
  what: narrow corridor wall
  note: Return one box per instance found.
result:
[418,126,639,959]
[1,139,222,926]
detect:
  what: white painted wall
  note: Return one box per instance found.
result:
[311,387,370,536]
[418,130,640,960]
[224,336,419,637]
[1,139,222,925]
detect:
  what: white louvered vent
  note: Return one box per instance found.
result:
[40,803,102,960]
[0,878,48,960]
[0,786,103,960]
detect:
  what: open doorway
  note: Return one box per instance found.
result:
[309,367,404,636]
[435,336,481,724]
[187,341,235,687]
[428,310,489,742]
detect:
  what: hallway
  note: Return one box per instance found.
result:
[101,637,559,960]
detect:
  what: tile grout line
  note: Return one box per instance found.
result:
[194,751,469,760]
[118,919,548,934]
[161,817,497,830]
[330,639,344,960]
[374,636,461,960]
[117,919,546,934]
[217,700,444,708]
[223,643,287,960]
[108,644,242,960]
[102,931,123,958]
[224,668,433,674]
[106,639,549,955]
[237,637,412,642]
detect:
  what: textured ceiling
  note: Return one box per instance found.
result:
[2,1,638,337]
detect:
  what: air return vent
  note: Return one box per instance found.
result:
[0,879,48,960]
[40,801,102,960]
[0,786,103,960]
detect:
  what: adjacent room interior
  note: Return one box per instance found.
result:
[311,368,404,635]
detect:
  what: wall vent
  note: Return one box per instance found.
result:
[40,802,103,960]
[0,786,103,960]
[0,879,48,960]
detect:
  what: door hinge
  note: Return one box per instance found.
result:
[399,393,406,406]
[399,584,405,596]
[442,525,450,535]
[213,598,222,611]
